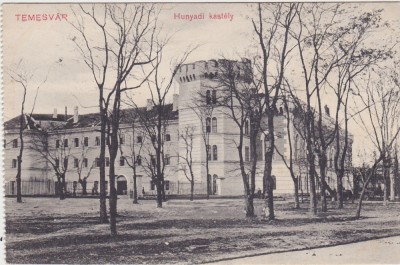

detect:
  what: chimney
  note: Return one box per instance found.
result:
[147,99,153,111]
[65,106,68,121]
[173,94,179,111]
[53,108,57,119]
[74,106,79,123]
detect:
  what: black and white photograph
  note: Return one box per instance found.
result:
[2,2,400,264]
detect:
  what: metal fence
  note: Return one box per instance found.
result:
[5,180,207,196]
[5,180,102,196]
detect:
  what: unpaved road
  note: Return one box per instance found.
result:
[210,236,400,264]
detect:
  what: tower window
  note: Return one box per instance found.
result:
[207,145,211,160]
[245,146,250,162]
[212,117,217,133]
[206,90,211,105]
[206,118,211,133]
[212,90,217,104]
[213,145,218,161]
[245,120,249,135]
[95,136,100,146]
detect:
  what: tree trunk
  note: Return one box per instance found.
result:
[394,151,399,200]
[156,180,163,208]
[383,158,390,205]
[245,194,255,217]
[318,150,328,212]
[16,156,22,203]
[390,167,395,201]
[133,174,138,204]
[294,178,300,209]
[308,163,318,215]
[81,179,87,196]
[337,175,343,209]
[356,183,368,219]
[109,162,117,236]
[99,94,108,223]
[190,181,194,201]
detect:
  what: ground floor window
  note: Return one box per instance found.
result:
[165,180,170,190]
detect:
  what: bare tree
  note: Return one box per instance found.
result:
[71,3,158,235]
[252,2,298,219]
[189,94,216,199]
[119,115,144,204]
[179,125,196,201]
[32,128,72,200]
[328,9,394,208]
[73,139,95,195]
[7,60,44,203]
[216,58,264,218]
[132,46,194,208]
[273,94,300,209]
[352,68,400,218]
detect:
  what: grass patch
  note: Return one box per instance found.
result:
[5,197,400,264]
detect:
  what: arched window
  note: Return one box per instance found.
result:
[206,118,211,133]
[206,145,211,160]
[213,145,218,161]
[212,117,217,133]
[212,90,217,104]
[206,90,211,105]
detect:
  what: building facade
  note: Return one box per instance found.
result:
[4,59,353,198]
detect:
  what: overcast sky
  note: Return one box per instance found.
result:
[3,2,400,164]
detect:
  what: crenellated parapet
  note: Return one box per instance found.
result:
[175,58,251,84]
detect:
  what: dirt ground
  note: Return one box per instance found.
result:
[5,197,400,264]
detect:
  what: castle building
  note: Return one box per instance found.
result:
[4,59,353,198]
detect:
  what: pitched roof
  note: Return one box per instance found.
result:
[4,104,178,131]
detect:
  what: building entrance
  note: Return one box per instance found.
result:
[117,175,128,195]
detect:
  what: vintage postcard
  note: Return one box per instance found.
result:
[2,2,400,264]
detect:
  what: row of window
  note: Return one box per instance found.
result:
[150,180,170,191]
[206,90,217,105]
[6,139,19,148]
[10,154,172,169]
[206,145,219,161]
[205,117,218,133]
[53,133,173,149]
